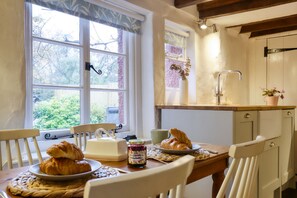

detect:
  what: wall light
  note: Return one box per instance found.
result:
[197,19,217,33]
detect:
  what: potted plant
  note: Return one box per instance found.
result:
[262,87,284,105]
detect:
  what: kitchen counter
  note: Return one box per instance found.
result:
[156,104,296,111]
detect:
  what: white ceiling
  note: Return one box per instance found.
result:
[208,2,297,27]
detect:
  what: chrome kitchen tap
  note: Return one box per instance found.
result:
[215,70,242,105]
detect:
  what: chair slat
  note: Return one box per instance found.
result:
[15,139,23,167]
[33,137,43,163]
[237,157,251,198]
[6,140,12,169]
[24,138,33,165]
[83,133,87,151]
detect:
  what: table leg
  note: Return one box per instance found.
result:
[212,171,225,198]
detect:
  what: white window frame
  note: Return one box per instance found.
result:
[24,3,137,137]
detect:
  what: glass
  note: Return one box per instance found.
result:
[32,41,80,86]
[165,43,185,60]
[90,91,126,125]
[90,52,125,89]
[127,139,147,168]
[165,58,183,88]
[90,22,125,53]
[32,4,79,44]
[33,89,80,130]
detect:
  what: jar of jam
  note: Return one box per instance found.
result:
[127,139,147,168]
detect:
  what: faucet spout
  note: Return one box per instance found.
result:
[216,70,242,105]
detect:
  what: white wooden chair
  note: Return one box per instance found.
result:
[0,129,43,170]
[84,155,195,198]
[216,136,266,198]
[70,123,117,151]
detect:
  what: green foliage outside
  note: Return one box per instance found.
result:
[33,95,105,130]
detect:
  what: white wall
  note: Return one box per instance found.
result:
[0,0,25,129]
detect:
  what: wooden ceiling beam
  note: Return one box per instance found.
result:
[250,25,297,38]
[174,0,214,8]
[197,0,297,19]
[240,15,297,33]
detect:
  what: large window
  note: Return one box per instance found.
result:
[25,3,137,133]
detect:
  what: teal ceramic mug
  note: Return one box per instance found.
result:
[150,129,170,145]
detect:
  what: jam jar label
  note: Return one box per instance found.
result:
[128,149,146,165]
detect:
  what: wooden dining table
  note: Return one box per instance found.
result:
[0,143,229,198]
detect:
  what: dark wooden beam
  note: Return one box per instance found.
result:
[197,0,244,10]
[175,0,214,8]
[240,15,297,33]
[250,25,297,38]
[197,0,297,19]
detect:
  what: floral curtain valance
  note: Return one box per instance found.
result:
[25,0,142,34]
[165,30,186,48]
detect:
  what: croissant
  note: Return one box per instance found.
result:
[40,157,91,175]
[169,128,192,149]
[46,141,84,160]
[160,138,190,150]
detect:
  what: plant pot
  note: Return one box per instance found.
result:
[265,96,279,106]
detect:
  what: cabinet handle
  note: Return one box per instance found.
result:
[287,111,292,116]
[244,113,251,118]
[269,142,275,147]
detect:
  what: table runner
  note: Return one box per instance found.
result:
[7,165,120,198]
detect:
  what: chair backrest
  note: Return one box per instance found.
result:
[216,136,266,198]
[0,129,43,170]
[84,155,195,198]
[70,123,117,151]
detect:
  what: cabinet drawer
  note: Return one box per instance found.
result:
[282,109,294,118]
[235,111,257,122]
[264,138,280,151]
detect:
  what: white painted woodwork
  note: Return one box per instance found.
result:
[258,137,281,198]
[281,109,295,184]
[258,110,282,139]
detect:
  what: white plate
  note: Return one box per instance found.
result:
[29,159,101,181]
[155,144,201,154]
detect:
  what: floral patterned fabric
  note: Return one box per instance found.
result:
[25,0,142,33]
[165,30,186,48]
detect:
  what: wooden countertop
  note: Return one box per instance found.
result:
[156,104,296,111]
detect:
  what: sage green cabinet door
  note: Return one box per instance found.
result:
[234,111,258,144]
[259,138,281,198]
[281,109,295,184]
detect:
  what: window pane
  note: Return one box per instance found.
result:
[90,91,126,125]
[33,89,80,130]
[32,4,79,44]
[90,53,125,89]
[33,41,80,86]
[90,22,125,53]
[165,58,183,88]
[165,43,185,60]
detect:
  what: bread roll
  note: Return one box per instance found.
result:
[160,138,190,150]
[169,128,192,149]
[46,141,84,160]
[40,157,91,175]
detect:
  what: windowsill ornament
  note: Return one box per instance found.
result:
[170,58,191,105]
